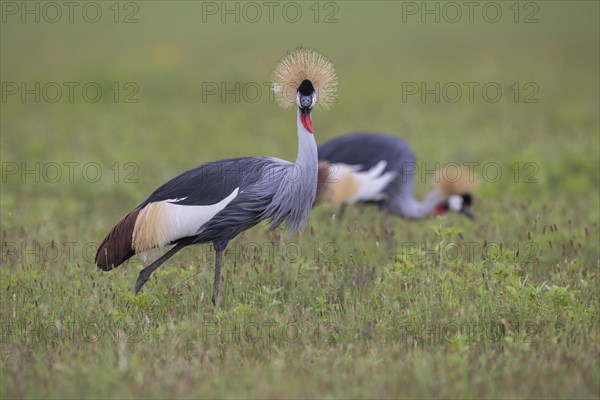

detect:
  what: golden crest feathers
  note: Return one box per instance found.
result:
[435,164,480,197]
[272,47,338,109]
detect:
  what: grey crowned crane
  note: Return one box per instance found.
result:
[315,132,476,221]
[95,48,338,305]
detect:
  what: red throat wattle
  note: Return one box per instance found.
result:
[300,113,313,133]
[435,205,446,216]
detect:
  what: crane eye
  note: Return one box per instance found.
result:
[462,194,473,206]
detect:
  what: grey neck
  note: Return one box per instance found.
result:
[295,109,318,170]
[267,108,318,234]
[290,108,318,231]
[393,188,445,219]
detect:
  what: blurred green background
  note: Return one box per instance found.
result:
[1,1,599,398]
[2,1,598,223]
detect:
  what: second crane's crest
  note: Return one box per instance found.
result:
[272,47,338,109]
[435,164,480,196]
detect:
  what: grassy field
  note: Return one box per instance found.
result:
[1,1,599,398]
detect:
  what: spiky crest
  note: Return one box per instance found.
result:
[272,47,338,109]
[435,164,480,197]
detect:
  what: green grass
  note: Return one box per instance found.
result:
[1,1,599,398]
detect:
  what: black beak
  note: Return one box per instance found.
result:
[462,207,475,220]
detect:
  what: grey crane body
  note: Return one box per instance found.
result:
[96,108,318,305]
[140,153,316,246]
[318,132,418,210]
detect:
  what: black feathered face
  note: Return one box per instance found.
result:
[297,79,316,133]
[436,194,475,219]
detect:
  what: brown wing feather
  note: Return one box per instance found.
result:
[95,208,140,271]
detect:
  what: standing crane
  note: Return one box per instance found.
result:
[95,48,338,305]
[315,132,476,222]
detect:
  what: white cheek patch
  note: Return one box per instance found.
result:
[448,195,463,212]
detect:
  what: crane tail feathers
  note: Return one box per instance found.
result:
[95,208,140,271]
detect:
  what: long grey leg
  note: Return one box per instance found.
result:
[211,240,229,307]
[337,203,348,226]
[132,240,191,295]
